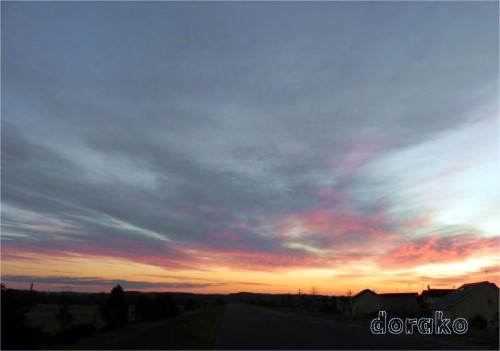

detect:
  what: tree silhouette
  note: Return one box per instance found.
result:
[135,294,178,322]
[164,294,179,317]
[54,305,75,331]
[136,294,155,321]
[280,293,294,308]
[100,285,128,328]
[184,297,200,311]
[155,295,168,318]
[1,283,44,349]
[470,314,488,330]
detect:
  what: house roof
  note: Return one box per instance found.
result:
[421,289,454,298]
[432,281,498,310]
[352,289,377,300]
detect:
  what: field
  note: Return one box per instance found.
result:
[43,306,224,350]
[27,304,105,334]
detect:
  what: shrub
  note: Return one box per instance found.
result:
[71,323,95,337]
[470,314,488,330]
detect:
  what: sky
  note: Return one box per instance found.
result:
[1,2,499,295]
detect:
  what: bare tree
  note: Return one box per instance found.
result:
[311,286,319,296]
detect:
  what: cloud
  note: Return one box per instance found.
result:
[0,275,222,291]
[379,233,498,268]
[2,2,498,291]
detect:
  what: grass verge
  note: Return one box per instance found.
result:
[44,306,225,350]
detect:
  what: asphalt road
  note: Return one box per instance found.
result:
[215,304,490,350]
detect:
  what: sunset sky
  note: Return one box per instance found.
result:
[2,2,498,295]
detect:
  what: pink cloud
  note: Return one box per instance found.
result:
[269,205,397,244]
[379,234,498,267]
[4,195,496,282]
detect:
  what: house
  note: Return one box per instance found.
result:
[379,293,419,315]
[420,287,454,312]
[351,289,381,315]
[350,289,420,316]
[431,281,499,330]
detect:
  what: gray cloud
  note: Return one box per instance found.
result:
[1,275,222,290]
[2,2,498,273]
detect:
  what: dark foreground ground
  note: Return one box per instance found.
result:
[34,303,496,350]
[215,303,495,350]
[42,306,224,350]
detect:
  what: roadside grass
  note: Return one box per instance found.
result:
[27,304,105,334]
[44,305,225,350]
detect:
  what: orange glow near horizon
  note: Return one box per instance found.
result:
[2,242,498,295]
[2,201,499,295]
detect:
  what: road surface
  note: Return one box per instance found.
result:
[215,304,490,350]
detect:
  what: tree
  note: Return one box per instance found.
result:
[100,285,128,328]
[470,314,488,330]
[54,292,75,331]
[155,295,168,318]
[346,290,353,317]
[1,284,44,349]
[58,292,74,306]
[136,295,156,321]
[311,286,319,295]
[280,294,293,308]
[54,305,75,331]
[164,294,179,316]
[184,297,200,311]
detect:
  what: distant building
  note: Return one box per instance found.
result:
[351,289,380,315]
[379,292,419,315]
[349,289,421,316]
[431,281,499,330]
[420,287,454,312]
